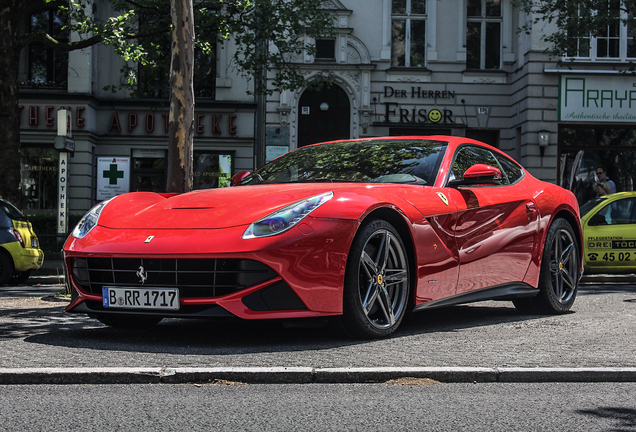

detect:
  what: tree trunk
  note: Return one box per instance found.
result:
[166,0,195,194]
[0,3,22,205]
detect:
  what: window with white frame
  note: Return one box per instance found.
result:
[466,0,502,70]
[567,0,636,61]
[391,0,426,67]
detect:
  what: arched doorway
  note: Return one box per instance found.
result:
[298,84,350,147]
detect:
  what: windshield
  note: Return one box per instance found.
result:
[580,197,606,217]
[238,139,448,186]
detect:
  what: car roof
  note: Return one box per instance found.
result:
[0,198,27,221]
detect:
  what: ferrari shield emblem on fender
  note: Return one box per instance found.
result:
[144,235,155,243]
[437,192,449,206]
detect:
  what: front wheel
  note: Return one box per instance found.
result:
[514,218,580,314]
[339,219,410,339]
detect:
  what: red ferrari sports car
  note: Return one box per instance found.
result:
[63,136,582,338]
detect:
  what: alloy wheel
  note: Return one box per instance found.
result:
[357,228,409,330]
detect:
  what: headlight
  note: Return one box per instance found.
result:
[71,199,112,239]
[243,192,333,239]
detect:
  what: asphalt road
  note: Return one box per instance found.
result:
[1,274,635,379]
[2,382,636,431]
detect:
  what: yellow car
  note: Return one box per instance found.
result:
[0,198,44,284]
[580,192,636,274]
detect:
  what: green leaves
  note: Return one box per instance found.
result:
[512,0,636,63]
[66,0,333,96]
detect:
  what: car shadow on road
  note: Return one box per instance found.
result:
[11,300,555,356]
[397,302,552,337]
[577,407,636,431]
[579,283,636,295]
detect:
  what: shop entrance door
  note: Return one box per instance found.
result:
[298,84,350,147]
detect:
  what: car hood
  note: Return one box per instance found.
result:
[98,184,354,230]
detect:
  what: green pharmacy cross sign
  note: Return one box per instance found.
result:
[103,164,125,185]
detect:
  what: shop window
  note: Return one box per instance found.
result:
[20,147,59,213]
[193,152,233,189]
[131,150,166,192]
[389,128,451,136]
[391,0,427,67]
[559,127,636,206]
[466,129,500,147]
[466,0,502,70]
[25,10,68,87]
[566,0,636,61]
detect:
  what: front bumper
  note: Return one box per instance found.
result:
[64,217,357,319]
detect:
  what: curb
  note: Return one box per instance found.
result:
[2,367,636,385]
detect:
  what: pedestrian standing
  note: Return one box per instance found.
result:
[596,166,616,195]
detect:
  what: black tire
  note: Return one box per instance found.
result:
[339,219,410,339]
[11,270,32,285]
[94,314,163,328]
[0,253,14,285]
[514,218,580,314]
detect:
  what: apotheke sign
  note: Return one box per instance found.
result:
[560,75,636,123]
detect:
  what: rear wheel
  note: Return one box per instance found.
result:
[514,218,580,314]
[94,314,163,328]
[340,219,410,339]
[0,253,13,285]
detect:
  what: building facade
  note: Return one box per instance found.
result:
[17,0,636,225]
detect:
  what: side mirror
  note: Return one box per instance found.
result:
[449,164,502,187]
[230,171,251,186]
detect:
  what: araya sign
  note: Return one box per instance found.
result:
[559,75,636,123]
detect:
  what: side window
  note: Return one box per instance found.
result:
[607,198,636,225]
[450,145,500,183]
[589,198,636,226]
[495,153,524,185]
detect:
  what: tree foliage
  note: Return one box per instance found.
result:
[512,0,636,63]
[0,0,333,204]
[98,0,334,96]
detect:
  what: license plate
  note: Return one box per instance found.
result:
[102,287,180,310]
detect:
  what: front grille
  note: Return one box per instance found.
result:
[71,257,277,298]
